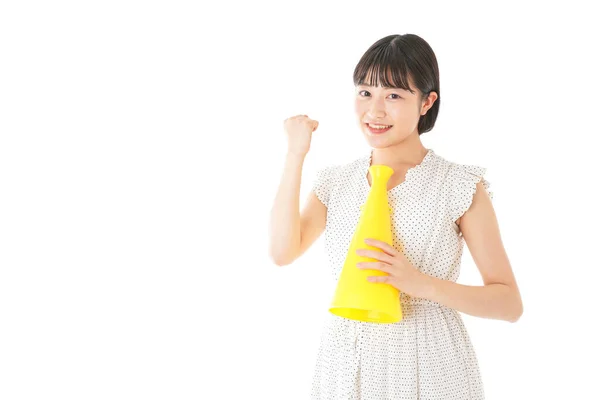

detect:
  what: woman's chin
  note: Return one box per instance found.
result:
[363,130,392,143]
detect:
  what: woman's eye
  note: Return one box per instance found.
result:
[358,90,401,99]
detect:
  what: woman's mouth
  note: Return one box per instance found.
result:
[365,123,393,134]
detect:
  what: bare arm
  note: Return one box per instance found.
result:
[423,181,523,322]
[268,153,327,266]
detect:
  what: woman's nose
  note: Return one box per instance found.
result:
[367,101,386,118]
[367,109,386,119]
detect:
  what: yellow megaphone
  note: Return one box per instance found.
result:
[329,164,403,323]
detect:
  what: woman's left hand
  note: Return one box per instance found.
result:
[356,238,433,299]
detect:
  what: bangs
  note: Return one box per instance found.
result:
[353,46,416,94]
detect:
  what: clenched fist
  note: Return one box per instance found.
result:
[283,114,319,157]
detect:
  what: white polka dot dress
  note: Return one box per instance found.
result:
[310,148,493,400]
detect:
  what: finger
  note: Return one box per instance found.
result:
[367,275,390,283]
[364,238,397,256]
[357,261,390,272]
[356,248,395,264]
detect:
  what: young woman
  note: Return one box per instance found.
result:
[269,33,523,400]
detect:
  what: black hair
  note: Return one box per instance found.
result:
[353,34,440,135]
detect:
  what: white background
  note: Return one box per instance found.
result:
[1,1,599,399]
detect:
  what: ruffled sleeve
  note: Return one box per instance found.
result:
[312,165,339,207]
[448,163,494,228]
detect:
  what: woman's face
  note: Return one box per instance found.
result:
[354,76,436,147]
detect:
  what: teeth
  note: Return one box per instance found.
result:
[368,123,391,129]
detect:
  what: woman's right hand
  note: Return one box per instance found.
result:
[283,114,319,157]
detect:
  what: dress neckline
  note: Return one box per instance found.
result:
[363,148,435,192]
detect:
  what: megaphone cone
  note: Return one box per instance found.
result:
[329,164,403,323]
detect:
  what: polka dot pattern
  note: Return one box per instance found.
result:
[310,148,491,399]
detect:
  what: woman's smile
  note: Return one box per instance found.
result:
[365,122,393,134]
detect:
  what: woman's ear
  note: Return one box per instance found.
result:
[420,91,438,115]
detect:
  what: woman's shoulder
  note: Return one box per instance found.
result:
[312,153,368,207]
[428,150,488,181]
[433,151,493,201]
[314,153,369,180]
